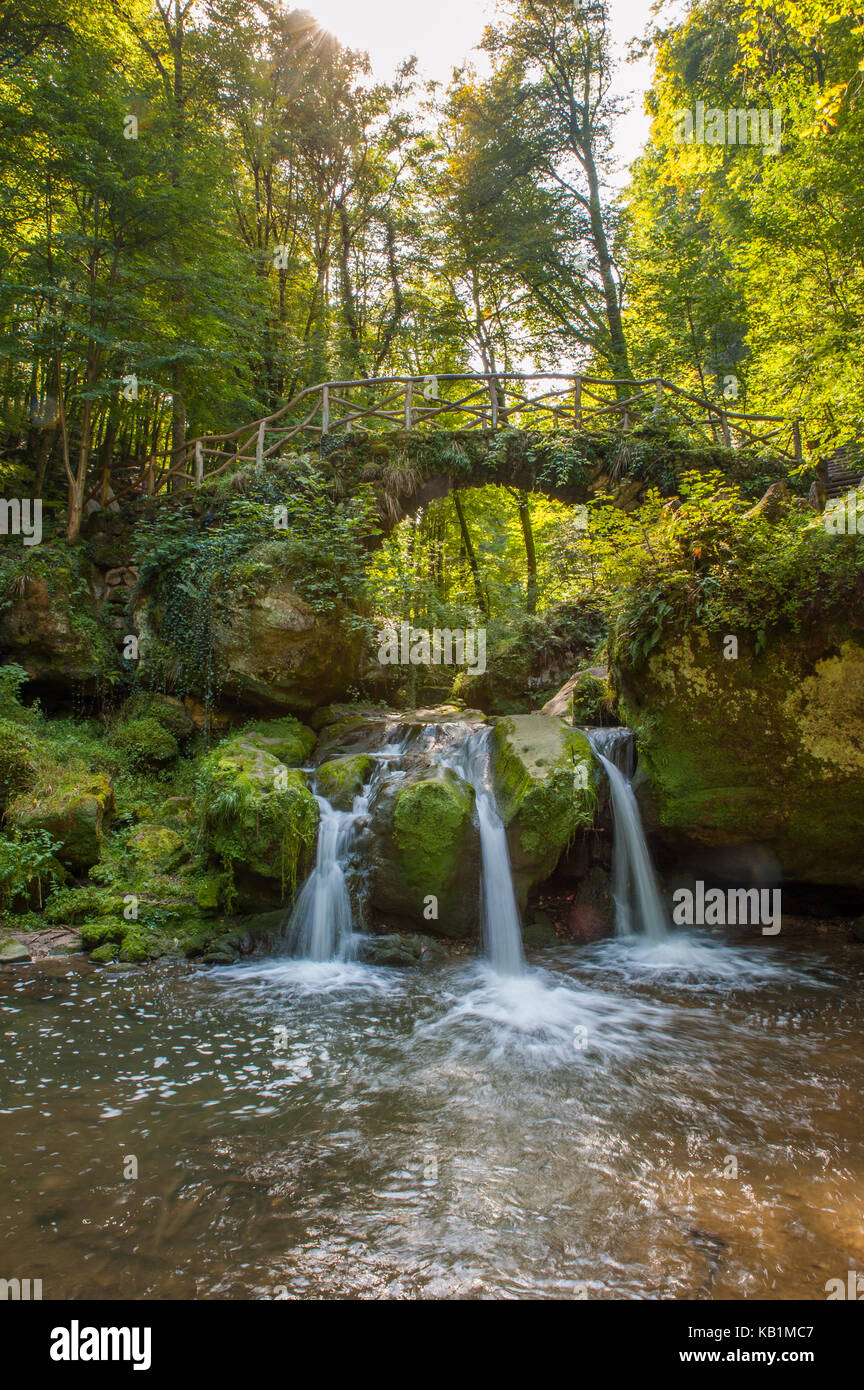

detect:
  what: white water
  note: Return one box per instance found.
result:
[586,728,669,941]
[433,725,525,976]
[286,793,367,961]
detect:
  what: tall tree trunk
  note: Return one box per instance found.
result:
[511,488,538,613]
[452,490,489,617]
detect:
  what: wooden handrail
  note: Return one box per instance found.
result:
[83,373,806,506]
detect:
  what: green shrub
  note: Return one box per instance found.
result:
[121,691,192,741]
[0,718,38,805]
[0,828,63,910]
[78,917,126,948]
[109,717,179,766]
[0,662,30,707]
[44,884,125,923]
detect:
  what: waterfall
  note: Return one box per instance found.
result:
[285,792,369,961]
[585,728,668,941]
[434,725,525,976]
[287,737,405,961]
[288,719,525,973]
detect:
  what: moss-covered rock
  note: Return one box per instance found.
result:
[197,732,318,904]
[368,769,480,938]
[109,716,179,766]
[541,667,611,724]
[128,825,190,873]
[122,691,193,741]
[8,774,114,870]
[611,624,864,891]
[315,753,372,809]
[238,716,316,767]
[491,713,597,904]
[356,933,449,966]
[0,551,118,694]
[195,875,223,914]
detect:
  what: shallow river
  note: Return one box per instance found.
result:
[1,932,862,1299]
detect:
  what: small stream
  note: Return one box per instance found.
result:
[1,722,862,1300]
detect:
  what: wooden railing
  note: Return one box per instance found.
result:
[88,373,805,505]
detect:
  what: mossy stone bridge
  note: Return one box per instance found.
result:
[93,373,805,520]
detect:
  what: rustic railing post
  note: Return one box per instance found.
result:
[488,376,498,430]
[255,420,265,466]
[574,376,582,428]
[655,378,663,410]
[195,439,204,484]
[146,454,155,495]
[720,410,732,447]
[405,379,413,430]
[321,386,330,437]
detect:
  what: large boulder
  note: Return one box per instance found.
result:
[7,773,114,870]
[612,625,864,893]
[135,579,362,716]
[197,727,318,906]
[0,559,116,696]
[491,713,597,905]
[367,769,480,939]
[214,581,363,713]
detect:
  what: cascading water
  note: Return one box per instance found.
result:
[432,724,524,976]
[286,736,407,961]
[285,792,367,961]
[288,718,525,972]
[585,727,669,941]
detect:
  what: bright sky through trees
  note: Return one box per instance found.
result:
[308,0,683,180]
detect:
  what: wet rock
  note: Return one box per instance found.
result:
[314,754,372,809]
[522,913,558,948]
[0,939,31,963]
[357,933,448,966]
[565,903,610,943]
[368,769,481,939]
[491,713,598,906]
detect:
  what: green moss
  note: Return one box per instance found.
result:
[127,824,189,872]
[195,875,223,913]
[240,717,316,767]
[315,753,372,809]
[79,917,126,948]
[491,715,597,895]
[0,718,38,807]
[393,774,474,893]
[122,692,193,741]
[109,717,179,767]
[45,885,125,923]
[197,734,318,897]
[90,941,119,963]
[518,765,596,861]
